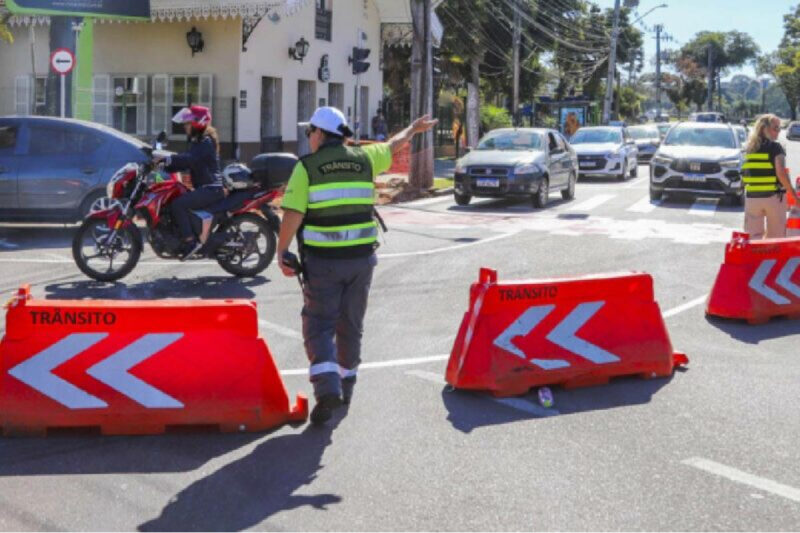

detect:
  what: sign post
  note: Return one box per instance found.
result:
[50,48,75,118]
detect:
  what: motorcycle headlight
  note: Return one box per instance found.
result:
[719,158,741,169]
[652,155,673,165]
[515,163,543,175]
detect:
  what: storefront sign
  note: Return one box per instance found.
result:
[6,0,151,19]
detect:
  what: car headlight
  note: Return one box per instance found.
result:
[454,160,466,173]
[606,151,621,160]
[514,163,543,175]
[652,155,673,165]
[719,158,741,169]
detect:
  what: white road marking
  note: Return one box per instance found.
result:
[401,195,454,207]
[406,369,560,416]
[258,319,304,341]
[682,457,800,503]
[281,354,450,376]
[627,196,661,213]
[566,194,616,212]
[378,230,520,259]
[688,199,720,217]
[86,333,184,408]
[623,176,647,189]
[662,294,709,319]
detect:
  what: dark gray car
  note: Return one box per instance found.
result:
[453,128,578,208]
[0,116,151,222]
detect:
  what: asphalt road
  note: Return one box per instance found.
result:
[0,137,799,531]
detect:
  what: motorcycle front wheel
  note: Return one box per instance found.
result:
[72,218,142,282]
[215,213,277,277]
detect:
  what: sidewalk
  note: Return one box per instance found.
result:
[375,158,455,205]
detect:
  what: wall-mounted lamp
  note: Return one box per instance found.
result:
[289,37,310,62]
[186,26,205,56]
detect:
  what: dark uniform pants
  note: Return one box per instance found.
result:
[302,253,377,399]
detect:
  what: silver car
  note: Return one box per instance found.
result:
[628,125,661,163]
[570,126,638,181]
[0,116,151,222]
[453,128,578,208]
[649,122,744,205]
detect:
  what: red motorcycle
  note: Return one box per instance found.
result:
[72,152,297,282]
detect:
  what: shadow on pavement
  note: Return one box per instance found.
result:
[0,432,262,476]
[705,315,800,344]
[441,374,678,433]
[138,413,346,532]
[446,196,571,215]
[44,275,268,300]
[0,225,77,251]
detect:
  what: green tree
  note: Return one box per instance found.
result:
[775,5,800,119]
[618,86,642,120]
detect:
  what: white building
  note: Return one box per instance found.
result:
[0,0,414,160]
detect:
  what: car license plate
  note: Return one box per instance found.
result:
[579,162,595,169]
[684,173,706,182]
[476,178,500,188]
[689,162,702,172]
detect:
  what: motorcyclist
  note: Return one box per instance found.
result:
[155,105,225,259]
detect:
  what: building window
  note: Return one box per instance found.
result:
[13,75,47,115]
[328,83,344,111]
[112,76,147,135]
[33,77,47,115]
[298,80,317,127]
[315,0,332,41]
[261,77,283,151]
[170,74,213,136]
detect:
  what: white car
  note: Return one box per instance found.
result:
[649,122,744,205]
[570,126,638,181]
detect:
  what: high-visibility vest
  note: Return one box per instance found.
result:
[299,142,377,257]
[742,151,780,197]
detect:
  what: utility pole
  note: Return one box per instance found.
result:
[512,0,521,126]
[602,0,622,124]
[707,45,714,111]
[409,0,434,189]
[655,24,663,119]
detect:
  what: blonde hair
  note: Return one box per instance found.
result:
[745,114,780,154]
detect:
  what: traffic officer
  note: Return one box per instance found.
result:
[742,114,800,239]
[278,107,437,425]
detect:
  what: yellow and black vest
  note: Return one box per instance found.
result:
[299,141,377,258]
[742,144,782,198]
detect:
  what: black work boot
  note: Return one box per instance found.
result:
[342,377,357,405]
[310,393,343,426]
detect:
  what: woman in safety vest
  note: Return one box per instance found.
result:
[741,114,800,239]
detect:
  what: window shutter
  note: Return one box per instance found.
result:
[92,74,111,125]
[152,74,169,137]
[199,74,213,109]
[136,75,148,135]
[15,76,31,115]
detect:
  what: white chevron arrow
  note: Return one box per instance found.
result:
[776,257,800,299]
[493,301,619,369]
[8,333,109,409]
[749,259,791,305]
[86,333,184,408]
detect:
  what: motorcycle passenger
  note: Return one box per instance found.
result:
[157,105,225,259]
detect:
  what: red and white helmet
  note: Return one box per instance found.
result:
[172,105,212,130]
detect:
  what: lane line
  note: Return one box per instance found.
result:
[689,199,719,217]
[627,196,661,213]
[566,194,616,212]
[682,457,800,503]
[378,230,519,259]
[400,195,454,207]
[406,369,560,416]
[258,319,304,341]
[662,294,709,319]
[280,354,450,376]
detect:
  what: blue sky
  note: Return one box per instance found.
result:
[591,0,792,78]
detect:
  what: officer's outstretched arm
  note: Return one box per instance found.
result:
[388,114,438,155]
[277,209,305,277]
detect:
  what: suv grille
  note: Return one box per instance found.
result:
[671,160,721,174]
[468,166,511,178]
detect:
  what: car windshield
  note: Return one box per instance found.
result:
[628,127,659,140]
[477,131,543,151]
[664,126,735,148]
[569,129,622,144]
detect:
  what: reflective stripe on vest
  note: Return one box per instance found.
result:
[302,222,378,248]
[742,151,778,194]
[308,182,375,208]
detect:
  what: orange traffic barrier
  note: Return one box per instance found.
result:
[707,232,800,324]
[789,177,800,237]
[445,269,688,397]
[0,286,307,436]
